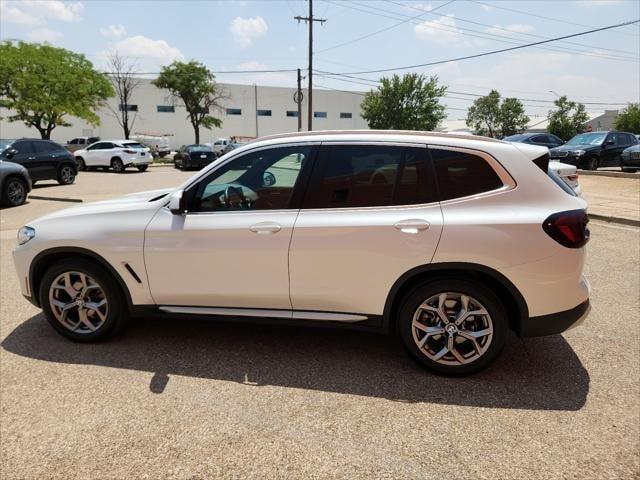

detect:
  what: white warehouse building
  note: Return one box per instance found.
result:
[0,79,369,149]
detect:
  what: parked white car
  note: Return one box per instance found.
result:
[74,140,151,173]
[212,138,230,156]
[13,131,591,375]
[550,160,581,195]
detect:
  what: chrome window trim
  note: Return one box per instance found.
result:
[159,306,369,323]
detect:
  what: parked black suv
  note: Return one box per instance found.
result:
[549,131,638,170]
[503,132,564,149]
[0,139,78,185]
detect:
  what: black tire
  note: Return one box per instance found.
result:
[39,259,129,342]
[583,156,598,171]
[76,157,86,171]
[1,176,28,207]
[111,157,125,173]
[57,164,76,185]
[622,167,638,173]
[137,165,148,172]
[398,279,507,376]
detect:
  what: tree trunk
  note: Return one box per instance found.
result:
[193,123,200,144]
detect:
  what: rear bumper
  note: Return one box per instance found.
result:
[520,299,590,337]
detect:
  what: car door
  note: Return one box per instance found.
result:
[31,141,61,180]
[601,133,622,167]
[144,143,317,311]
[5,141,38,177]
[288,143,443,317]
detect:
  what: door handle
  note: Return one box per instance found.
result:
[250,222,281,234]
[27,156,36,160]
[394,219,430,234]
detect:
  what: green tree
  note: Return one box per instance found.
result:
[0,41,114,139]
[500,97,530,137]
[360,73,447,131]
[613,103,640,134]
[465,90,529,137]
[152,61,224,143]
[547,95,589,141]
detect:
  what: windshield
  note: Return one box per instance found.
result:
[187,145,212,152]
[0,139,15,152]
[567,133,606,146]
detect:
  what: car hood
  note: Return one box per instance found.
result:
[551,144,597,152]
[29,188,174,225]
[623,144,640,153]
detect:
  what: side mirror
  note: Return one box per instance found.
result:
[604,139,614,146]
[168,189,186,214]
[5,148,17,159]
[262,171,276,187]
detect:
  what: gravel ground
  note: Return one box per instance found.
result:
[1,170,639,479]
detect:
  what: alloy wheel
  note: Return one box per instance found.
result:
[6,180,26,205]
[60,166,75,184]
[411,292,493,366]
[48,271,109,334]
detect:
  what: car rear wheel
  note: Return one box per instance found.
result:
[57,164,76,185]
[1,177,27,207]
[398,279,507,376]
[111,157,125,173]
[39,259,129,342]
[137,165,148,172]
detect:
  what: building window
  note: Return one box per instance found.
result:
[119,104,138,112]
[314,111,327,118]
[157,105,175,113]
[226,108,242,115]
[286,110,299,117]
[257,109,272,117]
[340,112,352,119]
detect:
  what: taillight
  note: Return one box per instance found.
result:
[543,210,590,248]
[123,149,137,154]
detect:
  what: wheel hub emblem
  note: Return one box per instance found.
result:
[445,324,457,335]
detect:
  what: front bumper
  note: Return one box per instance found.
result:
[520,299,590,337]
[621,154,640,168]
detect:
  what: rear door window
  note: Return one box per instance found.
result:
[430,148,504,201]
[303,145,434,209]
[12,141,33,154]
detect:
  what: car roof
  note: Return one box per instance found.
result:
[255,129,502,144]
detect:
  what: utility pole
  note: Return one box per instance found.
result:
[296,68,303,132]
[294,0,326,131]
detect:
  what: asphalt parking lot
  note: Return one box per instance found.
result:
[1,169,639,478]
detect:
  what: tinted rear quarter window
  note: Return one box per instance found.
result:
[430,148,504,201]
[304,145,434,209]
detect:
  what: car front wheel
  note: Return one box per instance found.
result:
[583,156,598,170]
[137,165,148,172]
[39,259,129,341]
[398,279,507,376]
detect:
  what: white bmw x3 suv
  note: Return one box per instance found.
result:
[13,131,591,375]
[74,140,151,173]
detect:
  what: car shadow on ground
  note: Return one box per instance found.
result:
[2,313,589,411]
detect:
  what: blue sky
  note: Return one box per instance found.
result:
[1,0,639,120]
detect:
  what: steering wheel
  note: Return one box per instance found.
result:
[222,185,248,208]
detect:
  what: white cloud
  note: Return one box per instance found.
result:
[100,24,126,39]
[414,15,460,43]
[111,35,184,62]
[481,4,493,12]
[0,1,39,25]
[405,3,433,12]
[229,16,268,47]
[21,0,83,22]
[27,27,63,43]
[486,24,535,36]
[0,0,83,27]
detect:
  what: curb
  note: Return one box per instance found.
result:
[578,170,639,179]
[588,213,640,227]
[150,163,174,168]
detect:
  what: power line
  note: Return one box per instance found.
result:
[317,0,455,53]
[384,0,638,57]
[470,0,640,38]
[312,18,640,75]
[329,0,638,62]
[315,70,634,106]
